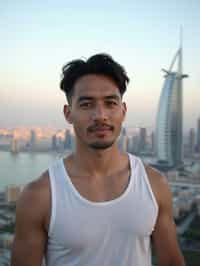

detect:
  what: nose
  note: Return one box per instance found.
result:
[92,103,108,122]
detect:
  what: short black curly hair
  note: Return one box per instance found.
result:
[60,53,129,104]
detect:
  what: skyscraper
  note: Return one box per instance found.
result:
[138,127,147,153]
[197,118,200,153]
[11,138,19,153]
[118,127,128,152]
[151,131,155,154]
[64,129,72,150]
[52,135,57,150]
[30,129,36,146]
[189,128,195,156]
[155,36,188,167]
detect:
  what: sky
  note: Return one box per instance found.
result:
[0,0,200,132]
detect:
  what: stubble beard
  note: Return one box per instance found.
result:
[74,124,121,151]
[88,140,116,150]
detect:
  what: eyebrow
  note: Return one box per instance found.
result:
[77,94,121,103]
[104,95,121,101]
[77,96,94,103]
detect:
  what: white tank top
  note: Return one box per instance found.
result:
[45,153,158,266]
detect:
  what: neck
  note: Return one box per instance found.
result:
[73,141,123,177]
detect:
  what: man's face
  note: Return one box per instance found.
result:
[64,74,127,150]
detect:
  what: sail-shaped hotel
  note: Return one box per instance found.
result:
[155,41,188,168]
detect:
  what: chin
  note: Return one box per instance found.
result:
[88,141,115,150]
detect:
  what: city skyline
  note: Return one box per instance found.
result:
[0,1,200,130]
[1,121,200,155]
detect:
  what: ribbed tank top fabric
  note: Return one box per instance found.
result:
[45,153,158,266]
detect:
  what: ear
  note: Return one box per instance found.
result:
[63,105,73,124]
[122,102,127,120]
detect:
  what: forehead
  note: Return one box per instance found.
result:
[73,74,121,99]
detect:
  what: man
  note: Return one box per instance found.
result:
[11,54,185,266]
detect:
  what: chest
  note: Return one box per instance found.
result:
[69,172,130,203]
[50,190,157,251]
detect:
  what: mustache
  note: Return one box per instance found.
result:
[87,123,114,132]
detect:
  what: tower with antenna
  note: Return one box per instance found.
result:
[155,29,188,168]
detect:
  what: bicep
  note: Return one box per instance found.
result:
[152,179,185,265]
[11,185,47,266]
[152,207,180,262]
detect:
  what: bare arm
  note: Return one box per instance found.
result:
[11,173,50,266]
[150,172,185,266]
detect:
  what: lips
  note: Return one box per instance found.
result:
[88,125,113,133]
[92,129,112,139]
[94,127,111,131]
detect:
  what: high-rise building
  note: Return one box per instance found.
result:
[11,137,19,153]
[6,185,22,203]
[155,37,188,167]
[52,135,57,150]
[131,134,140,154]
[118,127,128,152]
[197,117,200,153]
[64,129,72,150]
[138,128,147,153]
[127,136,133,153]
[30,129,37,150]
[151,131,155,154]
[189,128,195,156]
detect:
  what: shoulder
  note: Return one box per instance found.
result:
[16,171,51,228]
[144,164,172,208]
[144,164,168,187]
[20,170,50,204]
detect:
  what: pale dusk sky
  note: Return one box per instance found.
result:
[0,0,200,132]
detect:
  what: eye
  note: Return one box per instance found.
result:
[106,101,118,107]
[79,102,92,108]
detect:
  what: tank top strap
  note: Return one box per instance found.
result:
[48,159,67,236]
[129,154,158,217]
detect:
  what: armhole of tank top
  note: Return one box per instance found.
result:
[138,158,159,224]
[48,164,57,237]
